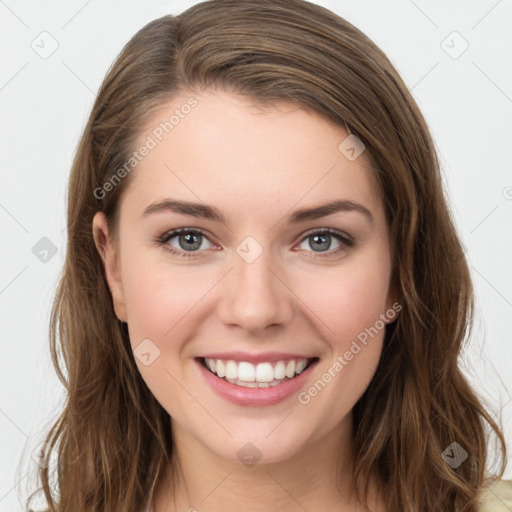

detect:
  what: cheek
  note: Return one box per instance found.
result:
[296,268,389,415]
[121,245,223,356]
[296,259,391,343]
[120,243,187,343]
[124,272,197,344]
[294,258,390,412]
[120,250,205,406]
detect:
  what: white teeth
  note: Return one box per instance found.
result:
[285,360,296,378]
[216,360,225,378]
[255,362,274,382]
[207,359,216,373]
[225,360,238,380]
[203,357,312,385]
[238,361,256,382]
[295,359,308,374]
[274,361,286,380]
[225,378,287,388]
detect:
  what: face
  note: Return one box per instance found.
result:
[93,89,396,466]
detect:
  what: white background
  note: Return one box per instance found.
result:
[1,1,511,510]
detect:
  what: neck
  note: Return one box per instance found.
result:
[151,414,384,512]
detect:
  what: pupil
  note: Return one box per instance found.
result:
[310,234,330,252]
[179,232,201,251]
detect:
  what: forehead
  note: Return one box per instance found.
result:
[119,90,383,224]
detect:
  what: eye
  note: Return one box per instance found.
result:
[156,228,217,258]
[296,228,353,257]
[156,227,354,259]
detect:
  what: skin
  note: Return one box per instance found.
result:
[93,90,395,511]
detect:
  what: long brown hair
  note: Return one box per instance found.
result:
[25,1,506,510]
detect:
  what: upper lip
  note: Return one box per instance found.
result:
[197,351,318,364]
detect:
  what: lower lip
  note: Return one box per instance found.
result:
[196,358,318,407]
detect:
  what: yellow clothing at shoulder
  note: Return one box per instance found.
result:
[479,480,512,511]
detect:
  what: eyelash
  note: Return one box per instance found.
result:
[155,227,354,259]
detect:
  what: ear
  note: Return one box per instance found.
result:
[92,212,127,322]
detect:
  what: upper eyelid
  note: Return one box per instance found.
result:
[163,227,219,245]
[300,227,352,241]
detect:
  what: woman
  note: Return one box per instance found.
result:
[27,0,510,510]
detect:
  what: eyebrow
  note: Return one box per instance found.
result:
[141,198,374,224]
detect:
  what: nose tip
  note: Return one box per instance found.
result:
[217,250,293,333]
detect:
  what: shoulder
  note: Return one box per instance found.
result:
[479,479,512,511]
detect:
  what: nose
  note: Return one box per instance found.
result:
[217,246,294,334]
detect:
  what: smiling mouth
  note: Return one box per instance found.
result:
[199,356,319,388]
